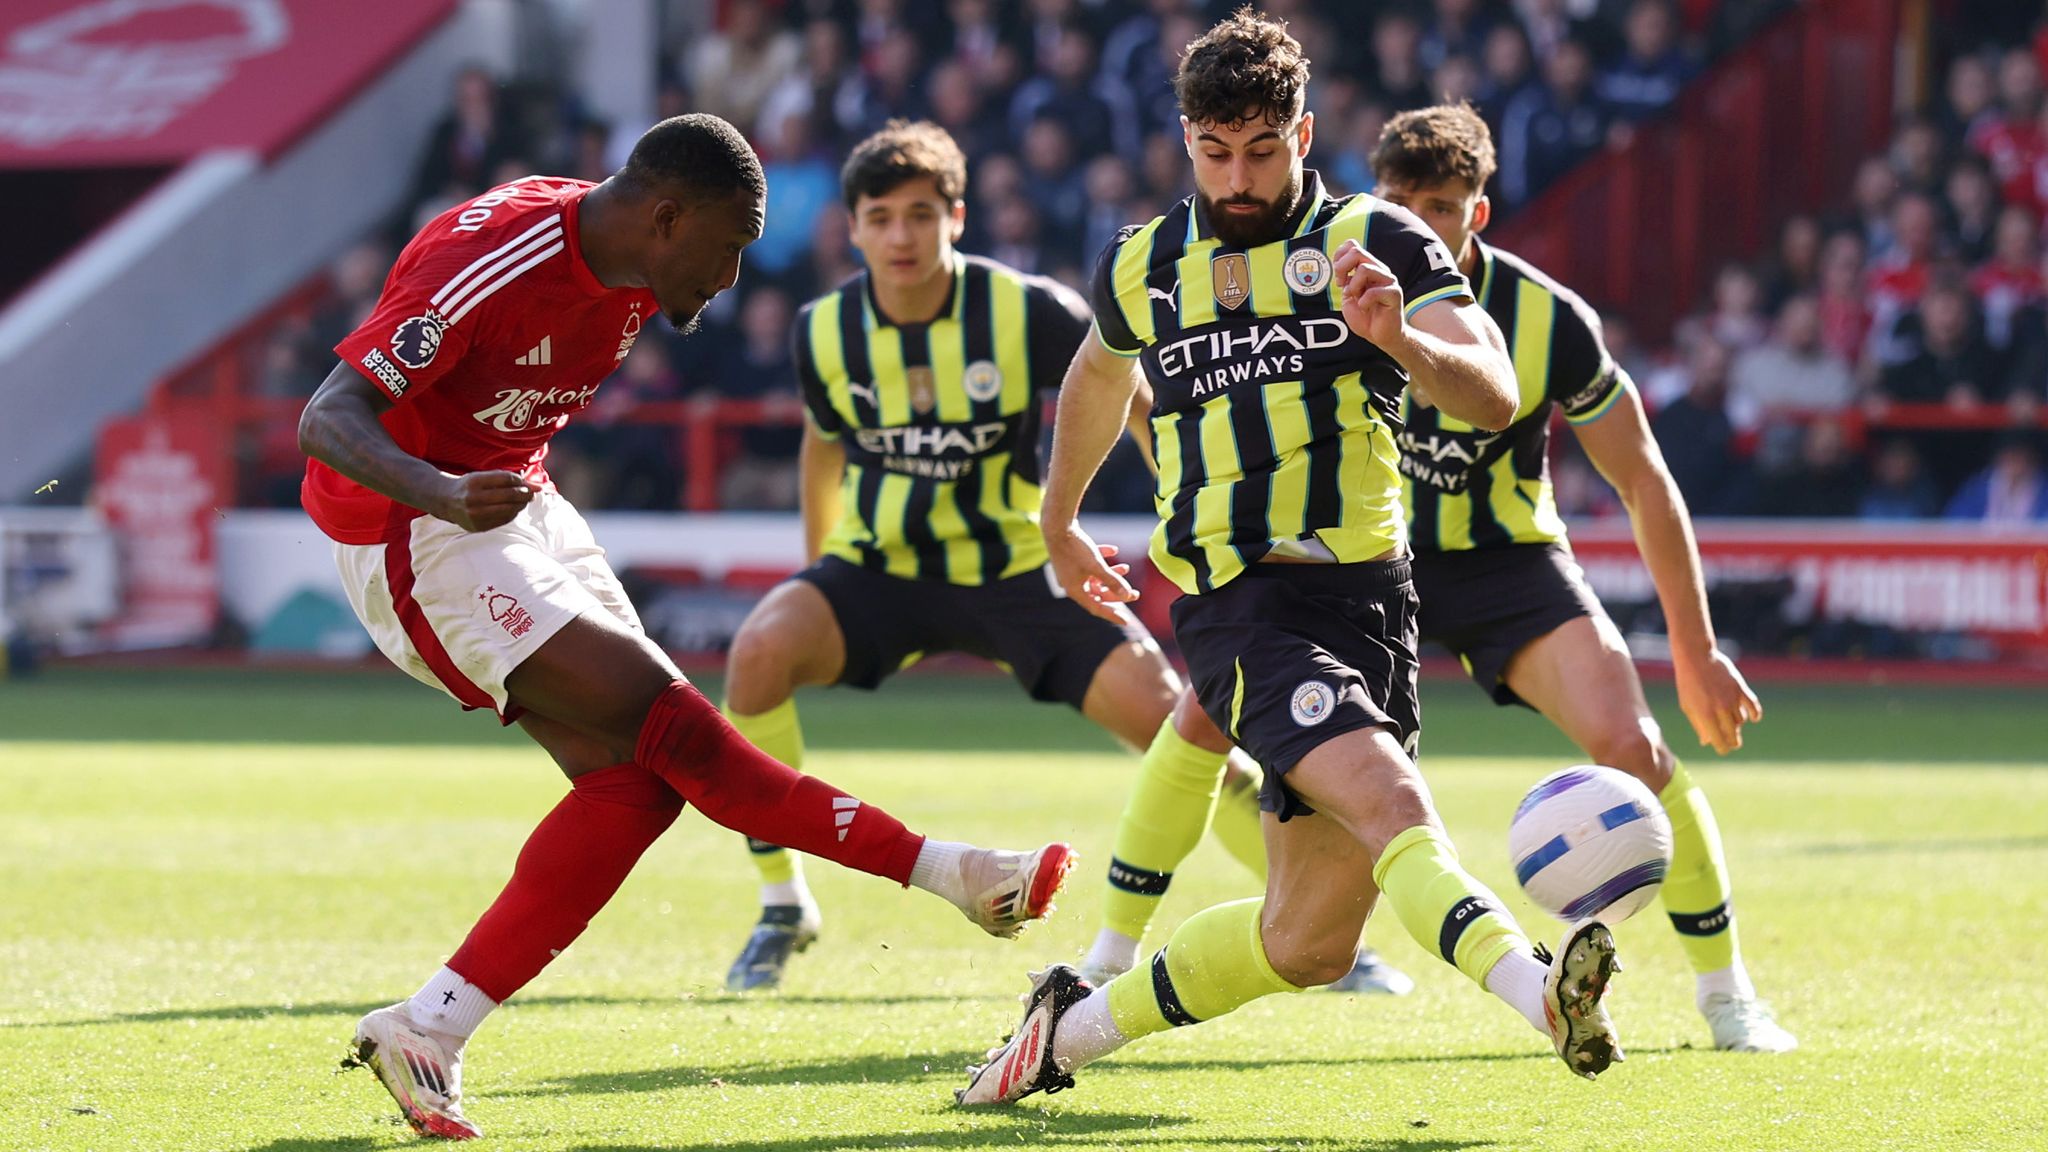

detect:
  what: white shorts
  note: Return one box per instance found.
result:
[334,491,641,720]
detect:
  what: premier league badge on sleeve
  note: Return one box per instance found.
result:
[390,311,448,370]
[1287,248,1333,295]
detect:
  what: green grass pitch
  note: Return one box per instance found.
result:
[1,666,2044,1151]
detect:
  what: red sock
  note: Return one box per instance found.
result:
[447,763,682,1002]
[636,680,924,884]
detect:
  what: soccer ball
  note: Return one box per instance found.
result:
[1508,765,1673,923]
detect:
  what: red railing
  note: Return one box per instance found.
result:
[1491,0,1904,343]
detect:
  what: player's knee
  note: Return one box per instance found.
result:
[724,616,799,715]
[1587,719,1673,789]
[1171,691,1233,753]
[1262,934,1358,989]
[1128,657,1183,729]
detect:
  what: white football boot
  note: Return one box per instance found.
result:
[957,965,1093,1105]
[958,843,1076,938]
[1703,993,1799,1052]
[343,1003,481,1140]
[1540,920,1624,1079]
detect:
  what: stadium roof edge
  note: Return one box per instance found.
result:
[0,11,473,496]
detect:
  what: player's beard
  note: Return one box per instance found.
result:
[1200,169,1302,249]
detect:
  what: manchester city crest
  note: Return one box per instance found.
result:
[963,359,1003,402]
[1287,248,1333,295]
[1290,679,1335,727]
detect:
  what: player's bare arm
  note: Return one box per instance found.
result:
[298,362,533,533]
[1334,239,1516,430]
[1123,374,1158,476]
[796,421,847,564]
[1041,335,1147,619]
[1572,384,1763,754]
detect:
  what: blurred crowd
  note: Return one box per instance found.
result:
[239,0,2045,525]
[1605,8,2048,527]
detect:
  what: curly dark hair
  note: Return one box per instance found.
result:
[1370,104,1498,191]
[1175,7,1310,129]
[620,113,766,203]
[839,119,969,210]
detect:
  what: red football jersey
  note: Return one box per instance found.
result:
[304,177,657,543]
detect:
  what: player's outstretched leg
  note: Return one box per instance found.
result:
[513,614,1074,937]
[961,897,1303,1105]
[962,741,1616,1106]
[647,683,1072,936]
[963,793,1380,1105]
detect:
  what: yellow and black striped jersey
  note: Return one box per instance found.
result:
[1092,170,1472,595]
[795,253,1091,585]
[1400,238,1628,553]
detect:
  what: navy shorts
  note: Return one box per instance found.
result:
[1172,558,1421,821]
[1413,543,1606,708]
[795,556,1145,709]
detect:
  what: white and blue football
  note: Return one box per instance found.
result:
[1509,765,1673,923]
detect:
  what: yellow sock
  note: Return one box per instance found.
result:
[1100,720,1229,940]
[1372,824,1528,986]
[726,698,807,894]
[1105,898,1301,1038]
[1658,760,1739,973]
[1210,758,1269,882]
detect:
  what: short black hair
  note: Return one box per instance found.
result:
[1175,7,1310,129]
[840,119,968,210]
[620,113,765,204]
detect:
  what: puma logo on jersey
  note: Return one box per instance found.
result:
[1147,279,1178,303]
[845,381,878,406]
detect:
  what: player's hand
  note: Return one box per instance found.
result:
[436,470,534,532]
[1674,647,1763,755]
[1045,520,1138,623]
[1334,239,1408,351]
